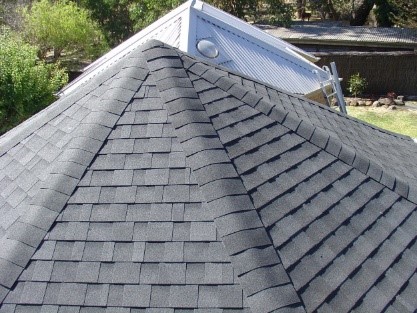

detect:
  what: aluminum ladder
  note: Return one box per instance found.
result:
[316,62,347,114]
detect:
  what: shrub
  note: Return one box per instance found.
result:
[0,30,68,134]
[348,73,367,97]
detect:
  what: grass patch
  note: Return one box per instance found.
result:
[347,106,417,138]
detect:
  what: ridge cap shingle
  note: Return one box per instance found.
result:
[143,39,307,313]
[182,51,414,143]
[179,51,417,205]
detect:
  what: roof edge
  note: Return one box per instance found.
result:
[282,37,417,50]
[0,90,85,157]
[180,53,417,205]
[0,55,146,301]
[0,54,128,157]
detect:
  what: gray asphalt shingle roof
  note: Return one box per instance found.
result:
[0,39,417,313]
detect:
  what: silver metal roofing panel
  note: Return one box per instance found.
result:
[192,16,325,94]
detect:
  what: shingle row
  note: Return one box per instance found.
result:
[69,184,199,204]
[58,202,210,222]
[19,260,236,286]
[5,282,244,308]
[90,152,186,171]
[1,306,252,313]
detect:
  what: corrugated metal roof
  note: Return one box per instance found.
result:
[189,16,326,94]
[60,0,329,96]
[263,24,417,48]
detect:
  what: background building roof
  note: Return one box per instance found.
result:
[0,40,417,312]
[261,23,417,50]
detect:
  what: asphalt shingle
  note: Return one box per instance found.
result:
[1,39,417,313]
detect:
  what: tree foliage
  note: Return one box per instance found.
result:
[383,0,417,28]
[305,0,417,27]
[0,30,68,134]
[374,0,395,27]
[0,0,30,29]
[209,0,292,26]
[350,0,375,25]
[77,0,183,46]
[348,73,367,97]
[78,0,134,46]
[308,0,352,20]
[129,0,183,32]
[209,0,248,18]
[78,0,292,47]
[22,0,108,60]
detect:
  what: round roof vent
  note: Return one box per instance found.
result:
[196,39,219,59]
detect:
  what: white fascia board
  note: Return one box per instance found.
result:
[180,0,195,52]
[193,0,319,63]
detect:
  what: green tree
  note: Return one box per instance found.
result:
[129,0,183,32]
[209,0,292,26]
[78,0,292,46]
[385,0,417,27]
[260,0,292,26]
[22,0,108,60]
[78,0,184,46]
[306,0,352,20]
[78,0,134,46]
[350,0,375,25]
[209,0,249,18]
[0,0,30,29]
[374,0,395,27]
[0,30,68,134]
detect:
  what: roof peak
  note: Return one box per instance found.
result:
[1,39,417,312]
